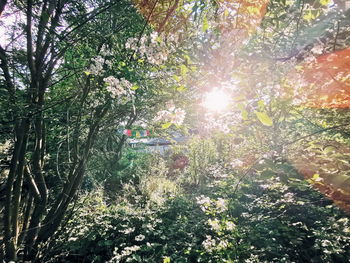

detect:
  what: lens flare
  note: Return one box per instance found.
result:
[202,89,230,112]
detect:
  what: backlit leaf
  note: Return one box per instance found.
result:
[172,75,180,81]
[320,0,331,6]
[180,64,189,76]
[255,111,273,126]
[202,16,209,32]
[161,122,172,129]
[177,85,187,92]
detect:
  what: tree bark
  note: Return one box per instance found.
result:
[3,118,30,261]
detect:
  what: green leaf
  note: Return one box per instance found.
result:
[307,173,322,184]
[237,103,249,120]
[323,145,337,154]
[247,6,260,15]
[162,122,172,129]
[312,173,320,180]
[224,9,229,18]
[190,66,197,71]
[177,85,187,92]
[257,100,265,110]
[202,16,209,32]
[303,10,314,22]
[320,0,331,6]
[180,64,189,76]
[172,75,180,81]
[295,65,303,72]
[255,111,273,126]
[184,54,191,64]
[241,110,249,120]
[131,85,139,91]
[303,10,320,22]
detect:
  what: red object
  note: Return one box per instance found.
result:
[295,48,350,108]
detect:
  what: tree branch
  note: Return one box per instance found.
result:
[26,0,36,76]
[157,0,179,32]
[285,122,350,145]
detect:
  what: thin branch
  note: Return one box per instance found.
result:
[129,0,159,62]
[157,0,179,32]
[26,0,36,76]
[285,122,350,145]
[35,0,49,58]
[0,45,16,102]
[333,20,340,51]
[24,165,41,202]
[0,92,77,125]
[59,1,120,42]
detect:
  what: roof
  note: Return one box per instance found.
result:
[128,134,189,146]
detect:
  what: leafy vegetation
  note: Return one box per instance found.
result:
[47,150,350,263]
[1,0,350,262]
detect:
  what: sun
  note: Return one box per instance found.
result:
[202,89,230,112]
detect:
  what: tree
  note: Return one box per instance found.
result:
[0,0,164,260]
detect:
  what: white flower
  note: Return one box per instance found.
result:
[89,55,106,75]
[226,221,235,231]
[121,245,140,257]
[154,102,186,126]
[154,219,163,225]
[145,223,155,231]
[124,33,168,65]
[196,195,211,205]
[150,31,158,44]
[215,198,227,213]
[196,195,211,212]
[202,235,216,252]
[230,159,243,168]
[283,192,294,203]
[104,76,134,99]
[105,60,113,68]
[310,45,323,55]
[218,240,228,249]
[120,227,135,234]
[167,33,178,43]
[208,218,220,231]
[140,35,147,44]
[135,234,145,241]
[100,44,112,56]
[139,45,147,55]
[125,37,137,50]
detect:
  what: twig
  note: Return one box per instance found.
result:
[285,122,350,145]
[129,0,159,62]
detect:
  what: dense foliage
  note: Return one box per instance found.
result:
[1,0,350,262]
[49,149,350,263]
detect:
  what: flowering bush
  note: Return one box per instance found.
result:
[154,101,186,126]
[104,76,134,99]
[125,32,178,65]
[50,157,350,263]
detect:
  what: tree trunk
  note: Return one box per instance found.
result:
[3,118,30,261]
